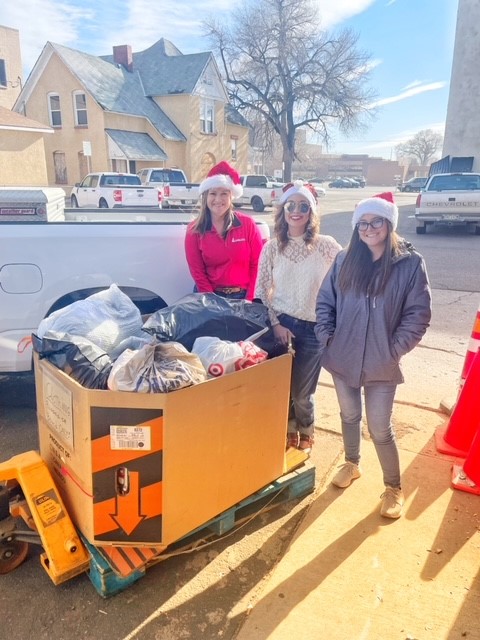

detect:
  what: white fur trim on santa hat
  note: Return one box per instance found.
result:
[279,180,317,211]
[198,173,243,199]
[351,193,398,230]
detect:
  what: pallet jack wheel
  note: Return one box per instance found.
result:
[0,538,29,574]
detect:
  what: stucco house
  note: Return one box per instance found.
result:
[0,25,53,186]
[13,38,249,188]
[0,107,53,187]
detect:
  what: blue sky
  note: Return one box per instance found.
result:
[3,0,459,159]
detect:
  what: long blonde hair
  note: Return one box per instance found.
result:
[191,192,235,238]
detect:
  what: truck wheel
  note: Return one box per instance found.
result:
[251,196,265,212]
[416,224,426,234]
[71,195,79,208]
[99,198,109,208]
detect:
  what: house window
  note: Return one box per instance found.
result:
[200,99,215,134]
[73,91,88,126]
[0,60,6,87]
[230,136,238,160]
[48,93,62,127]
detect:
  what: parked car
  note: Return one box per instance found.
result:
[308,181,326,197]
[328,178,354,188]
[70,172,162,208]
[342,178,360,188]
[350,176,366,188]
[399,177,428,193]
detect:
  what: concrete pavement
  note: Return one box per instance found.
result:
[234,292,480,640]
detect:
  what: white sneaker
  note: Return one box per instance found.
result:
[380,487,404,519]
[331,462,361,488]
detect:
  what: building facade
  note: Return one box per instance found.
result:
[13,38,249,188]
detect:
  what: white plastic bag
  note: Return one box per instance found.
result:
[192,337,244,377]
[108,341,206,393]
[37,284,144,358]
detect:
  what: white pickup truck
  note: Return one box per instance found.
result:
[70,172,162,208]
[137,170,280,212]
[137,168,199,208]
[415,172,480,235]
[0,188,269,373]
[235,175,280,212]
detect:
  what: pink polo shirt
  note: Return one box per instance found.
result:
[184,212,263,300]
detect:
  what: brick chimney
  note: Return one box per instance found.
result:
[113,45,133,72]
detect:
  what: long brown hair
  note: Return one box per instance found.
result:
[273,202,320,251]
[191,192,234,238]
[338,222,401,296]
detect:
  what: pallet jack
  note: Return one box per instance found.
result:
[0,450,90,583]
[0,448,314,596]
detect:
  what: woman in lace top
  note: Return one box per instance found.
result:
[255,181,341,453]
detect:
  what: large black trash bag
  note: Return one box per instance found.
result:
[142,292,275,352]
[32,332,112,389]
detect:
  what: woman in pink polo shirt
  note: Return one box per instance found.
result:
[184,161,263,300]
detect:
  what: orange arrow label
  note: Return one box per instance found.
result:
[110,471,146,535]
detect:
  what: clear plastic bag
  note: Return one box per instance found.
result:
[107,341,207,393]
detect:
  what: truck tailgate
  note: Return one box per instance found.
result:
[121,186,160,207]
[416,191,480,221]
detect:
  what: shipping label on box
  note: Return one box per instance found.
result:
[42,370,74,448]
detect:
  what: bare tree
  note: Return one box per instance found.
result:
[395,129,444,166]
[204,0,375,181]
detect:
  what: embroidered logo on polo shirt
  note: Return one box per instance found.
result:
[231,238,246,243]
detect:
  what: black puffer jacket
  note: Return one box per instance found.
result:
[315,241,432,388]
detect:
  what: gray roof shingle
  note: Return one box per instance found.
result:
[48,39,246,141]
[105,129,167,161]
[51,42,187,141]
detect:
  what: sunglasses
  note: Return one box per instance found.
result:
[356,217,385,232]
[284,201,311,215]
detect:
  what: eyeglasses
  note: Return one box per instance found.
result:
[356,217,385,232]
[284,201,310,215]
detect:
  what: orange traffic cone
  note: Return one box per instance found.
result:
[459,302,480,391]
[436,348,480,457]
[463,424,480,487]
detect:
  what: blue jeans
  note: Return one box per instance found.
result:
[278,314,321,437]
[332,376,400,487]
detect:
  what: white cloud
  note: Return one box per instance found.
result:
[369,81,447,108]
[402,80,423,91]
[317,0,376,28]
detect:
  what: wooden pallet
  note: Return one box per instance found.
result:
[86,456,316,597]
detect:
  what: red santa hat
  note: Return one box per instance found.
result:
[352,192,399,230]
[279,180,318,212]
[198,161,243,199]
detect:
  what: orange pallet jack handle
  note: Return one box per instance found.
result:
[0,450,90,584]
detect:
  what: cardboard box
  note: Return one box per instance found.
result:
[35,353,292,548]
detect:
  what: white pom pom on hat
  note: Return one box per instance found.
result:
[351,191,399,230]
[198,161,243,199]
[279,180,318,211]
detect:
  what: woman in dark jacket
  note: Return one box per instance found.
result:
[315,192,431,519]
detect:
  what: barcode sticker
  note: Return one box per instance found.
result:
[110,425,151,451]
